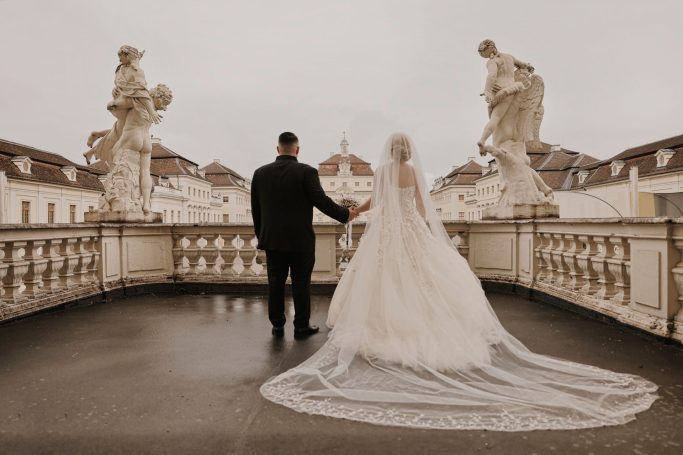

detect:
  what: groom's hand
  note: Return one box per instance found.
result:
[348,207,359,222]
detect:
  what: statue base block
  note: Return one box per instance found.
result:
[84,210,163,223]
[482,203,559,220]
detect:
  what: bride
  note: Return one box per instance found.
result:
[260,132,658,431]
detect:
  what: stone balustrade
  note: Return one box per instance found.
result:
[0,219,682,343]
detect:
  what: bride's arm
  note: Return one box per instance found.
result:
[356,197,372,214]
[411,167,426,218]
[415,186,426,218]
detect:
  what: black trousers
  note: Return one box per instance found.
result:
[265,250,316,329]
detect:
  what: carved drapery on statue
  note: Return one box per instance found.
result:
[476,39,558,219]
[84,46,173,223]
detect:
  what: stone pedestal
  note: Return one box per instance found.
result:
[482,203,559,220]
[84,210,162,223]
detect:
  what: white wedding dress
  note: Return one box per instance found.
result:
[260,133,658,431]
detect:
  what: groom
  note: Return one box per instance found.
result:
[251,132,358,338]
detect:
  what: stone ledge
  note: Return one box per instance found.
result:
[481,279,682,346]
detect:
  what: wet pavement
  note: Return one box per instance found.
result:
[1,291,682,455]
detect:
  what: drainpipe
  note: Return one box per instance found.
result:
[629,166,639,217]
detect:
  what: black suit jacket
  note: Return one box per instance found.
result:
[251,155,350,252]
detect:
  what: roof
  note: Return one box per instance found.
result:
[570,136,683,188]
[0,138,104,191]
[318,153,374,176]
[608,134,683,162]
[200,161,249,188]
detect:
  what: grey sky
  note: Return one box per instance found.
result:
[1,0,681,183]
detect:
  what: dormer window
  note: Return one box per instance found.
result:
[11,156,32,174]
[198,170,206,178]
[655,148,676,168]
[610,160,625,176]
[61,166,78,182]
[159,176,169,187]
[577,170,590,184]
[188,165,197,175]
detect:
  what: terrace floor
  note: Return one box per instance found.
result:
[1,291,682,455]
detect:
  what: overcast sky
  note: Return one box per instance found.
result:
[1,0,681,182]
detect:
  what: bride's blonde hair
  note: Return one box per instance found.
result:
[390,133,412,162]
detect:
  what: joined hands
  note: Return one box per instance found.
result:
[348,206,360,222]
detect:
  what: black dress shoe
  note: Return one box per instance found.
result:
[294,325,319,338]
[272,326,284,337]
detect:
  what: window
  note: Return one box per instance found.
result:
[367,182,371,187]
[223,196,229,203]
[171,211,174,223]
[193,188,197,197]
[188,187,191,195]
[163,210,167,223]
[459,194,464,201]
[459,212,465,220]
[330,182,335,187]
[69,205,76,223]
[355,182,360,187]
[21,201,30,223]
[342,182,347,187]
[47,203,55,223]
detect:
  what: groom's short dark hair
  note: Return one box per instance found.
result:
[278,132,299,147]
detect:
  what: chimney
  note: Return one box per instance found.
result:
[550,144,561,152]
[151,136,161,144]
[467,156,475,161]
[213,159,220,164]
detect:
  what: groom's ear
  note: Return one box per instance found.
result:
[295,146,300,156]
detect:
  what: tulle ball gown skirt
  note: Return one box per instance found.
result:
[261,210,658,431]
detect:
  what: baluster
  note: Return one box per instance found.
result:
[23,240,48,297]
[608,236,630,305]
[563,234,584,290]
[247,236,265,276]
[338,232,350,273]
[577,235,600,295]
[591,236,616,300]
[671,239,683,308]
[220,235,239,277]
[72,237,89,285]
[202,234,221,276]
[87,237,101,285]
[2,241,30,302]
[42,239,65,293]
[551,234,570,287]
[172,234,188,276]
[541,233,556,284]
[240,236,258,277]
[58,238,80,289]
[184,234,203,275]
[231,235,246,275]
[0,243,8,301]
[534,232,548,281]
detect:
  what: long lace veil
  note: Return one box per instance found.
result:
[260,133,657,431]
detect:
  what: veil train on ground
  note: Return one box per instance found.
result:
[260,133,657,431]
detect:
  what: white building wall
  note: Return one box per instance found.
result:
[1,175,101,224]
[315,174,373,223]
[431,186,470,221]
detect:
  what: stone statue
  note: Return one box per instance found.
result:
[476,39,558,219]
[84,46,173,222]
